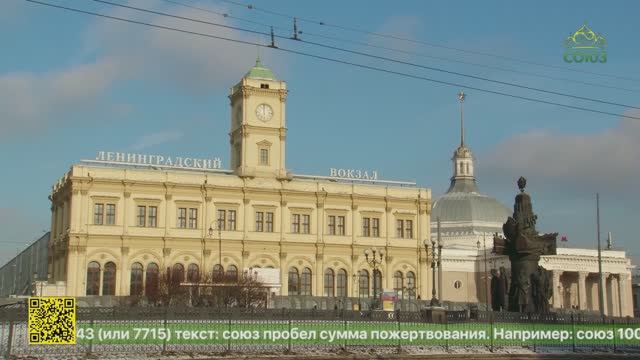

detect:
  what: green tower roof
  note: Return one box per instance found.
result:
[244,57,277,80]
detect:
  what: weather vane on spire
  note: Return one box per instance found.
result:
[458,90,466,147]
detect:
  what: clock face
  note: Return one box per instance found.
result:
[255,103,273,122]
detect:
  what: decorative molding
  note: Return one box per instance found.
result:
[242,250,250,258]
[280,252,287,260]
[165,194,172,201]
[243,198,251,205]
[121,247,129,255]
[351,255,359,261]
[315,253,323,260]
[351,204,358,211]
[163,248,172,256]
[203,249,211,256]
[205,196,213,202]
[279,90,288,102]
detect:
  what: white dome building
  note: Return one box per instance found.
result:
[428,93,634,316]
[430,123,510,250]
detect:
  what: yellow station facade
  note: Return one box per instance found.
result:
[47,60,433,302]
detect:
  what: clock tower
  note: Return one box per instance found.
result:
[229,58,290,180]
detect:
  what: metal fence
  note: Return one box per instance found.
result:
[2,305,639,357]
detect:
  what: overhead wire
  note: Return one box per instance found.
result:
[213,0,640,84]
[158,0,639,94]
[89,0,640,111]
[22,0,640,121]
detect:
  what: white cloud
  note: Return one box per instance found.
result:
[0,59,120,139]
[84,0,276,93]
[0,0,280,139]
[481,112,640,191]
[366,15,423,59]
[130,130,183,150]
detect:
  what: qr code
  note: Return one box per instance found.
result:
[28,297,76,344]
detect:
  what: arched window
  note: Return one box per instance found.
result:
[393,271,403,293]
[212,264,224,281]
[288,267,300,295]
[86,261,100,295]
[465,162,470,174]
[373,269,382,299]
[187,263,199,283]
[226,265,238,281]
[145,262,159,295]
[301,267,312,296]
[323,269,335,297]
[406,271,416,300]
[337,269,348,297]
[172,263,185,284]
[130,262,143,296]
[358,270,369,298]
[459,162,463,174]
[102,262,117,296]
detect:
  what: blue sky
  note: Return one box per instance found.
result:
[1,0,639,269]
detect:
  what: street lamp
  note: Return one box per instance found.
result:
[423,239,440,306]
[208,218,223,281]
[364,247,384,310]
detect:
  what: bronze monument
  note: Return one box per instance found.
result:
[493,177,557,313]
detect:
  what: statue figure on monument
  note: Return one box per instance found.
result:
[491,267,508,311]
[493,177,557,313]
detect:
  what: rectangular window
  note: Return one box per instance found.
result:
[188,208,198,229]
[137,206,146,227]
[328,215,336,235]
[217,209,226,230]
[396,219,404,238]
[228,210,236,230]
[372,218,380,237]
[105,204,116,225]
[148,206,158,227]
[259,148,269,165]
[405,220,413,239]
[291,214,300,233]
[302,214,310,234]
[362,217,370,237]
[266,212,274,232]
[178,208,187,228]
[94,204,104,225]
[337,216,345,235]
[260,83,269,89]
[256,211,264,232]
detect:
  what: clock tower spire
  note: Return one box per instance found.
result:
[229,58,290,180]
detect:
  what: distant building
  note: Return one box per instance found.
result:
[0,232,49,296]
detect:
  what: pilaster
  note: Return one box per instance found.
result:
[551,270,562,308]
[578,271,588,310]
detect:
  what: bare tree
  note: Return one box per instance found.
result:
[145,268,267,308]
